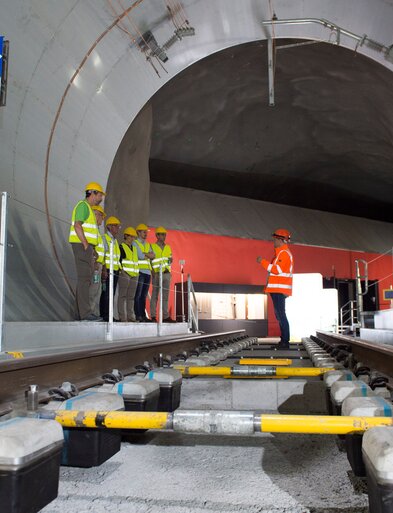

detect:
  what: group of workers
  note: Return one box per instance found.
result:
[69,181,294,347]
[69,182,175,323]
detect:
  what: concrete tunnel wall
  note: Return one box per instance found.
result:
[1,0,393,321]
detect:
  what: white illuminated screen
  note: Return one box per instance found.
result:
[286,273,338,341]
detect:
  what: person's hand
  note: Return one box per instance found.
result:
[168,256,173,264]
[83,242,89,251]
[101,268,108,281]
[256,256,262,264]
[146,251,155,260]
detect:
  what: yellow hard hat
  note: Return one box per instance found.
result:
[105,216,121,226]
[85,182,106,195]
[92,205,106,218]
[136,223,149,231]
[155,226,167,234]
[124,226,137,237]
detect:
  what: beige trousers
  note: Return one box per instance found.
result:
[117,270,138,322]
[150,272,171,319]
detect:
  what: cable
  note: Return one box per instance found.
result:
[44,0,146,298]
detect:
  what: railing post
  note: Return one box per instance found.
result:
[187,274,192,331]
[157,263,163,336]
[106,239,114,341]
[179,259,185,322]
[0,192,8,351]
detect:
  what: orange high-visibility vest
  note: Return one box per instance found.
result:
[261,244,294,296]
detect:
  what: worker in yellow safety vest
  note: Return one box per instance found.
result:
[150,226,175,322]
[257,228,294,349]
[118,227,139,322]
[89,205,106,318]
[69,182,105,321]
[132,223,155,322]
[100,216,121,322]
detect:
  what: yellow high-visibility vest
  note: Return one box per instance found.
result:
[133,240,152,271]
[121,242,139,277]
[104,234,121,271]
[151,243,172,272]
[95,234,105,264]
[69,200,99,246]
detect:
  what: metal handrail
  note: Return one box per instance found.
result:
[339,299,358,333]
[187,274,199,333]
[0,192,8,351]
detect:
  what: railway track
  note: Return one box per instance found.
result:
[0,330,245,415]
[316,330,393,382]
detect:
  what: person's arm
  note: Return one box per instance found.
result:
[74,222,89,250]
[263,252,290,275]
[119,244,126,264]
[73,202,90,250]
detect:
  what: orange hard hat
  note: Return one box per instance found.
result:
[272,228,291,241]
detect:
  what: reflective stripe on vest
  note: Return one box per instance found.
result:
[134,240,151,271]
[266,248,294,296]
[121,242,139,277]
[96,234,105,264]
[69,200,99,246]
[104,234,121,270]
[151,243,172,272]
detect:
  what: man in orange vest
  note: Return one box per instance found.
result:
[257,229,294,349]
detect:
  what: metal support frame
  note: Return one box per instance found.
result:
[157,263,163,336]
[187,274,198,333]
[179,259,185,322]
[0,192,8,351]
[355,259,369,329]
[261,18,391,57]
[106,239,114,341]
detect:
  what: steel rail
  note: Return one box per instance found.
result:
[0,330,245,413]
[316,330,393,379]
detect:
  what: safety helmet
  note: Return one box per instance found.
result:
[272,228,291,241]
[105,216,121,226]
[85,182,105,195]
[92,205,106,218]
[136,223,149,231]
[124,226,137,237]
[155,226,167,234]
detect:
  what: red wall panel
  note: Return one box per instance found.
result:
[147,229,393,335]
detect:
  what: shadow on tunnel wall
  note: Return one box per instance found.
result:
[5,203,76,321]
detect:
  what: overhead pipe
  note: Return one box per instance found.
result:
[40,409,393,435]
[173,365,334,377]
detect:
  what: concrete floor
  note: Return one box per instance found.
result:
[42,431,368,513]
[42,346,369,513]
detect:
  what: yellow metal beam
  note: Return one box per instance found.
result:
[43,410,393,435]
[239,358,292,366]
[51,410,170,430]
[260,414,393,434]
[173,365,334,377]
[173,365,232,376]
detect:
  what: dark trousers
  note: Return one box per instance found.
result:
[134,272,151,320]
[270,293,290,345]
[100,270,119,321]
[71,243,95,320]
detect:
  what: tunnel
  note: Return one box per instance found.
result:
[1,0,393,322]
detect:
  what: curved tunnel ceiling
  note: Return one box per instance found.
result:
[149,40,393,222]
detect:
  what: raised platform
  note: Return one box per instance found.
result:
[1,321,190,352]
[360,327,393,345]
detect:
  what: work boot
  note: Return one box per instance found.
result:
[163,317,176,323]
